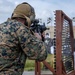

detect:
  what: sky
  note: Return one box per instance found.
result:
[0,0,75,25]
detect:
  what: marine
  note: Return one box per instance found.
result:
[0,2,47,75]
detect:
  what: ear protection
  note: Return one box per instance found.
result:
[22,2,35,23]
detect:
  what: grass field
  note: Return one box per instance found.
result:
[24,54,54,71]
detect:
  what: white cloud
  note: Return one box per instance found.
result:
[0,0,75,25]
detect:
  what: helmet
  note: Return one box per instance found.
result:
[11,2,35,27]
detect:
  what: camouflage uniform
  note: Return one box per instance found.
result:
[0,19,47,75]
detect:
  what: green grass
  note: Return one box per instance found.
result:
[24,54,54,71]
[24,59,35,71]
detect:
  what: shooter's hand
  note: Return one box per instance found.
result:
[34,33,42,40]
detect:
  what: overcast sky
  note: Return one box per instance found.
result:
[0,0,75,25]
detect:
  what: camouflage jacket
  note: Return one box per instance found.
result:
[0,19,47,75]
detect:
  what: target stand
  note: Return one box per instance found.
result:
[35,10,75,75]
